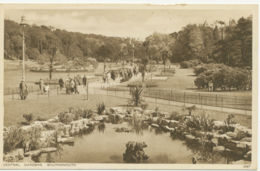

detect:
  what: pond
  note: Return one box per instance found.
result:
[35,122,229,164]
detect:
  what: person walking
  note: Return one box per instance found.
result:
[39,78,44,94]
[19,80,28,100]
[58,78,64,90]
[83,75,87,87]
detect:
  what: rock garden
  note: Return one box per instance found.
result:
[3,103,252,164]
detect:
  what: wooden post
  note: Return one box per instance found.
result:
[87,82,89,100]
[184,92,186,107]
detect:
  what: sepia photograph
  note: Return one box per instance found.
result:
[0,3,258,169]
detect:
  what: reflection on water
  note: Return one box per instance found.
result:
[98,123,106,133]
[36,122,228,163]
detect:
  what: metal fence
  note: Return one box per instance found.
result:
[99,87,252,111]
[4,83,252,111]
[143,88,252,111]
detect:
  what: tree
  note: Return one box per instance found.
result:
[46,33,59,80]
[161,47,172,72]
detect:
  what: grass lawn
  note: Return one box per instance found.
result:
[4,93,251,128]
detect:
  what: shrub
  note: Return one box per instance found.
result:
[82,109,93,118]
[22,113,34,125]
[97,102,106,115]
[36,116,47,121]
[129,86,145,106]
[127,80,157,88]
[186,114,215,132]
[180,59,200,68]
[58,112,74,124]
[123,141,149,163]
[3,126,23,153]
[225,114,236,126]
[185,105,196,116]
[22,126,42,151]
[169,111,183,121]
[140,103,148,110]
[194,64,251,91]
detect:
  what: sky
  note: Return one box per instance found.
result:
[5,8,252,40]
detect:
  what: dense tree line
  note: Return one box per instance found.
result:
[4,16,252,68]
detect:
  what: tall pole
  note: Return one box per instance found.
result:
[132,40,135,64]
[22,26,25,81]
[20,16,26,81]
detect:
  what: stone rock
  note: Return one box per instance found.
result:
[151,124,159,128]
[185,134,196,141]
[244,151,251,161]
[151,117,159,124]
[213,121,225,129]
[57,137,74,144]
[143,109,154,116]
[231,160,251,165]
[213,146,225,153]
[21,156,35,163]
[94,116,104,121]
[168,120,179,128]
[161,119,170,126]
[39,130,56,147]
[226,131,237,139]
[237,141,251,151]
[218,134,232,141]
[24,150,42,157]
[212,137,219,146]
[40,147,57,153]
[164,126,175,132]
[110,107,127,114]
[132,107,143,113]
[241,137,252,142]
[63,124,71,136]
[3,148,24,162]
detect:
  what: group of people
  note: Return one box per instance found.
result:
[39,79,50,94]
[61,74,88,95]
[102,65,140,84]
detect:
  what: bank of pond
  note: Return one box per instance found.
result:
[3,106,252,164]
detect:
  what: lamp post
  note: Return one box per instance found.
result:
[131,39,135,65]
[20,16,27,81]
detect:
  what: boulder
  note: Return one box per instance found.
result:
[185,134,196,141]
[24,150,42,157]
[151,117,159,124]
[3,148,24,162]
[164,126,175,132]
[244,151,251,161]
[57,137,74,144]
[21,156,35,163]
[132,107,143,113]
[237,141,251,151]
[41,147,57,153]
[161,119,170,126]
[110,107,127,114]
[151,124,159,128]
[241,137,252,142]
[39,130,56,147]
[143,109,154,116]
[168,120,179,128]
[231,160,251,165]
[213,146,225,153]
[211,137,219,146]
[213,121,225,129]
[226,131,237,139]
[94,116,104,121]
